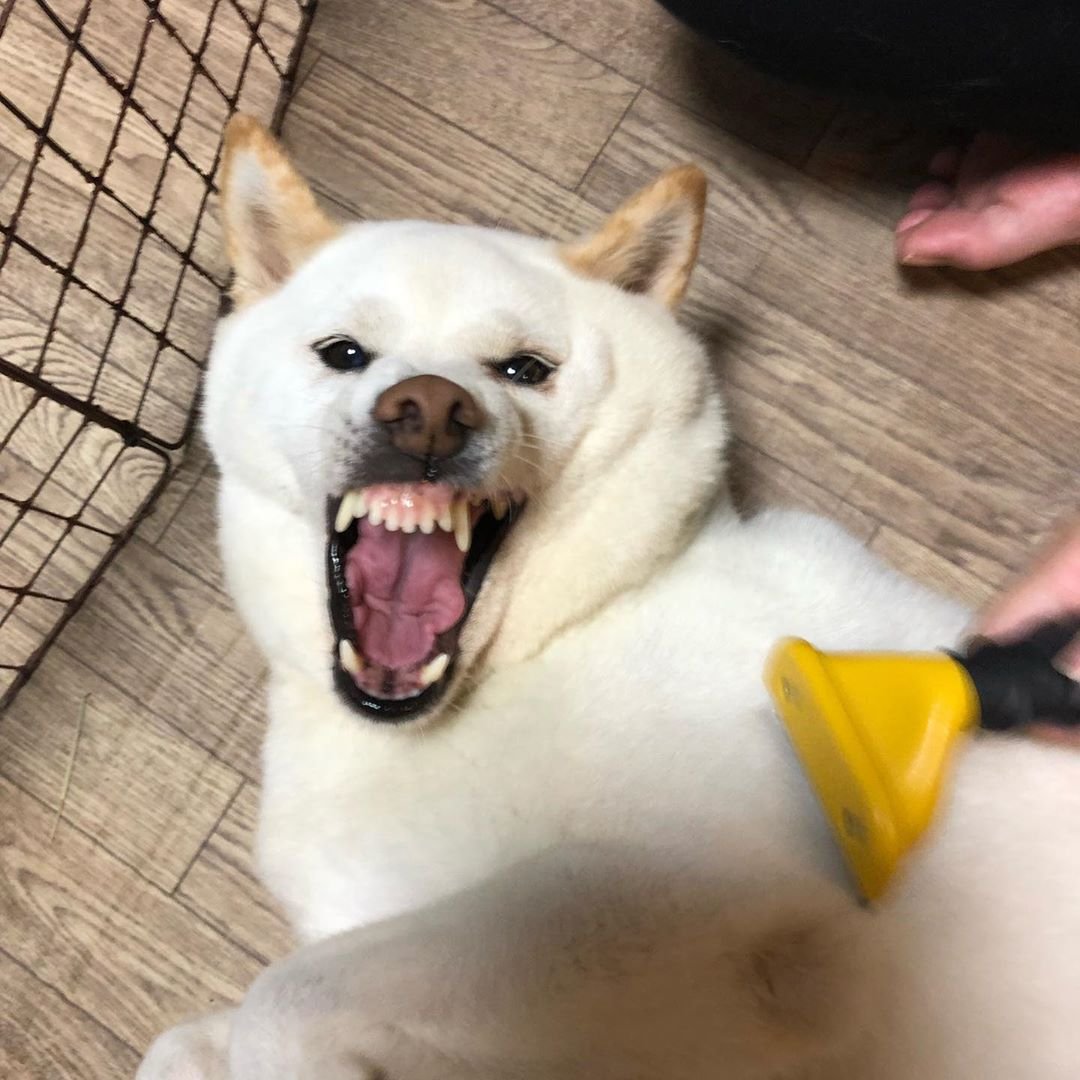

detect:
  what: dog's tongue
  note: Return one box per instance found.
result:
[345,518,467,669]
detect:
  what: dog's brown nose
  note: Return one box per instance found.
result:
[373,375,483,461]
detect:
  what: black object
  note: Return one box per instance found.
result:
[656,0,1080,146]
[956,619,1080,731]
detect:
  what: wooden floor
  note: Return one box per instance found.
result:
[3,1,1080,1075]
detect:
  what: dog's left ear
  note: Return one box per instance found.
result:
[220,114,340,306]
[560,165,706,308]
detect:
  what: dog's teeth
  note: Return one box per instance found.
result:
[368,503,384,527]
[334,498,354,533]
[419,508,435,534]
[452,498,471,553]
[401,513,417,534]
[437,507,453,533]
[338,639,363,676]
[384,506,401,532]
[491,495,508,520]
[419,652,449,688]
[334,492,370,533]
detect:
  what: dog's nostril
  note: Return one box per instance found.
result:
[397,398,423,429]
[373,375,483,461]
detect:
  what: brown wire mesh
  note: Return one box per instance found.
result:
[0,0,317,708]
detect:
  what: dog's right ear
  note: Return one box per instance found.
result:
[560,164,707,308]
[219,114,339,307]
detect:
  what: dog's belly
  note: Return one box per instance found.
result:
[256,509,968,942]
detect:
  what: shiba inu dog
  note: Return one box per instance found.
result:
[138,116,1080,1080]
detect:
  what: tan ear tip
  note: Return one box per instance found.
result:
[666,163,708,207]
[223,112,268,150]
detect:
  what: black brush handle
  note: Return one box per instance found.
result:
[957,619,1080,731]
[1016,616,1080,661]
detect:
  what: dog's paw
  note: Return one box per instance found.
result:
[137,1010,235,1080]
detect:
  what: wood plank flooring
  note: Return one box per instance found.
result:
[2,0,1079,1074]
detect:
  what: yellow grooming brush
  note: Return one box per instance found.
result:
[765,620,1080,902]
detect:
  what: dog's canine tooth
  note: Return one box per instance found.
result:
[419,652,449,687]
[338,639,363,675]
[452,497,471,553]
[334,497,354,533]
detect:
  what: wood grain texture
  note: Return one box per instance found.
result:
[579,90,807,286]
[0,949,140,1080]
[307,0,637,186]
[750,182,1080,475]
[282,54,602,239]
[0,644,242,892]
[0,775,261,1052]
[492,0,679,83]
[139,437,213,546]
[155,466,224,592]
[686,269,1075,590]
[728,439,879,546]
[494,0,837,165]
[178,783,294,965]
[55,537,267,782]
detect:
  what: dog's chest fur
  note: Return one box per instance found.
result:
[251,507,966,943]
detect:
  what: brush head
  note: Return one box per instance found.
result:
[765,639,979,902]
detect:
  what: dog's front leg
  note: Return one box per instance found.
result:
[137,1009,236,1080]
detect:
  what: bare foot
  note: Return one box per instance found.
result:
[895,133,1080,270]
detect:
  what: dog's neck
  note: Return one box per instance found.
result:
[477,389,731,672]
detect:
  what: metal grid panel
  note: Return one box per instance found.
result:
[0,0,317,707]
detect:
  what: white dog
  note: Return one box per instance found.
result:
[139,116,1080,1080]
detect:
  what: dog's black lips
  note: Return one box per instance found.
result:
[326,498,518,722]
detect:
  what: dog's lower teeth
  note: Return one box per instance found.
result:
[338,639,363,675]
[420,653,449,687]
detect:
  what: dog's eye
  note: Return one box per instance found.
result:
[490,353,554,387]
[314,336,372,372]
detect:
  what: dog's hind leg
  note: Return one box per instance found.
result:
[224,843,876,1080]
[137,1009,235,1080]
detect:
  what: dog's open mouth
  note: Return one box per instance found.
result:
[326,483,521,721]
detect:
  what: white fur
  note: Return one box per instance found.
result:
[141,215,1080,1080]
